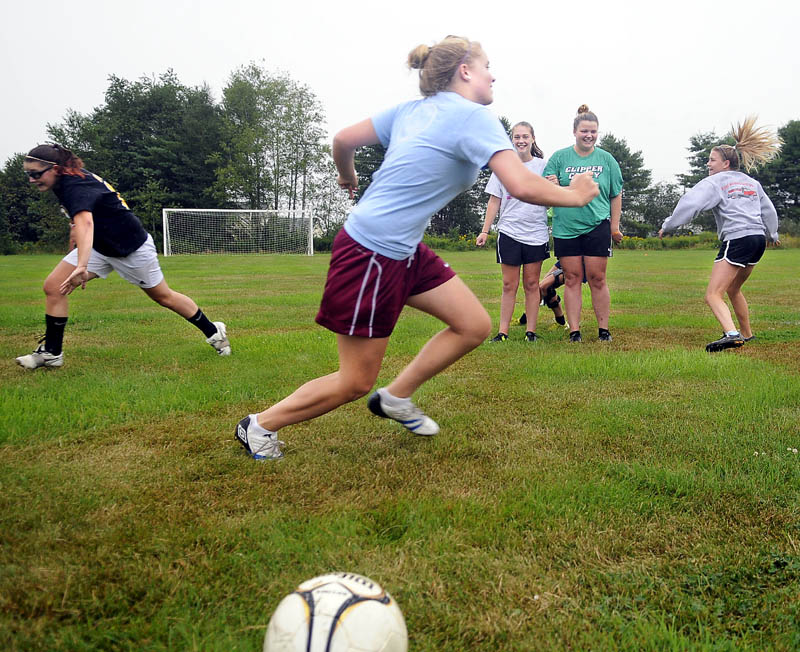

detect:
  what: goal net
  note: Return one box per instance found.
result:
[162,209,313,256]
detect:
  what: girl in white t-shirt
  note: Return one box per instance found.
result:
[477,122,550,341]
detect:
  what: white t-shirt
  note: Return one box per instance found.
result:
[484,157,549,245]
[344,92,513,260]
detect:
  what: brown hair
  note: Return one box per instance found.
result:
[407,35,483,97]
[511,121,544,159]
[713,115,782,173]
[573,104,599,131]
[25,143,85,177]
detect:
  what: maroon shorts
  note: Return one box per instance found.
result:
[315,228,456,338]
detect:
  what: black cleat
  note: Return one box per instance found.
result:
[524,331,539,342]
[705,333,745,353]
[490,332,509,342]
[569,330,582,343]
[598,328,612,342]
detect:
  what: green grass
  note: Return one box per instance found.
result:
[1,249,799,651]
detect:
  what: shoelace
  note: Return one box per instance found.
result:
[254,436,286,458]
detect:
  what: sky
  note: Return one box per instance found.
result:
[2,0,797,185]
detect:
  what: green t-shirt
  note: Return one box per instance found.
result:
[542,146,623,239]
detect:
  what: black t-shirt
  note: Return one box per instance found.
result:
[53,170,149,257]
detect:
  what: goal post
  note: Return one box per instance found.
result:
[161,209,314,256]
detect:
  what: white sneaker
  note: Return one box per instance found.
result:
[16,343,64,369]
[235,416,285,460]
[207,322,231,356]
[367,388,439,436]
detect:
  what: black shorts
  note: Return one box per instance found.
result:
[496,232,550,266]
[553,220,612,258]
[714,235,766,267]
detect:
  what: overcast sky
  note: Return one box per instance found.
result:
[2,0,797,185]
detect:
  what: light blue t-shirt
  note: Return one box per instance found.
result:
[344,92,513,260]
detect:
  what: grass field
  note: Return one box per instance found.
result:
[1,248,799,651]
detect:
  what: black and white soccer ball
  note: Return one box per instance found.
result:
[263,572,408,652]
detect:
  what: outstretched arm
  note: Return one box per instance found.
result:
[488,150,598,208]
[661,181,717,235]
[332,119,380,199]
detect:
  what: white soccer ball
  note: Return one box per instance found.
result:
[263,572,408,652]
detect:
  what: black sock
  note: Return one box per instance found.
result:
[45,314,68,355]
[187,309,218,338]
[555,315,566,325]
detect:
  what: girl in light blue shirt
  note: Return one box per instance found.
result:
[234,35,599,460]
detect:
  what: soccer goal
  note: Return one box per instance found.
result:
[162,209,314,256]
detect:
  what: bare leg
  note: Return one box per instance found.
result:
[387,276,492,398]
[142,280,199,319]
[258,335,389,431]
[584,256,610,330]
[44,260,99,317]
[727,266,755,338]
[521,261,543,332]
[498,264,521,334]
[705,261,752,334]
[560,256,584,332]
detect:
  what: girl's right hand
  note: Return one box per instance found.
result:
[476,233,487,247]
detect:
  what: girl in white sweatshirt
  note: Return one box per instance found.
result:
[659,117,781,353]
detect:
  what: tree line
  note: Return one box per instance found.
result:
[1,63,798,254]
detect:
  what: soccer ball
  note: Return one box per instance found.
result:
[263,572,408,652]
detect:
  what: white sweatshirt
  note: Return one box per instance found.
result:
[661,171,779,242]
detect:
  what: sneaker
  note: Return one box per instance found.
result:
[15,340,64,369]
[706,333,745,353]
[207,322,231,356]
[490,332,508,342]
[598,329,612,342]
[367,389,439,436]
[519,313,527,325]
[235,416,285,460]
[569,330,582,343]
[743,335,755,342]
[524,331,539,342]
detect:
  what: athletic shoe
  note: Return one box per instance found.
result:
[367,389,439,436]
[598,329,612,342]
[490,332,508,342]
[519,313,527,325]
[555,314,566,326]
[705,333,745,353]
[207,321,231,356]
[743,335,755,342]
[569,330,582,343]
[235,416,285,460]
[524,331,539,342]
[15,341,64,370]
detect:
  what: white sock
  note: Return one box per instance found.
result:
[249,415,275,435]
[378,388,411,407]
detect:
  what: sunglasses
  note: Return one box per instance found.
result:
[25,165,54,180]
